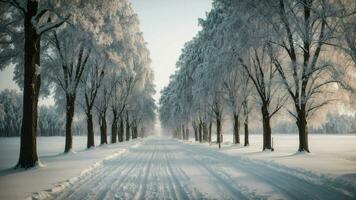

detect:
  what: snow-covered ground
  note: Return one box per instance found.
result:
[206,134,356,177]
[195,134,356,177]
[0,134,355,199]
[0,136,102,171]
[0,136,142,200]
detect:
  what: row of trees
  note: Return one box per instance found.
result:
[0,89,93,137]
[159,0,355,152]
[0,0,156,168]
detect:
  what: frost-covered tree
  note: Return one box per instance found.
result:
[0,89,22,137]
[38,106,65,136]
[79,60,105,148]
[238,46,287,150]
[264,0,342,152]
[110,70,136,143]
[222,69,250,145]
[0,0,154,159]
[48,27,92,153]
[0,0,70,168]
[95,80,114,145]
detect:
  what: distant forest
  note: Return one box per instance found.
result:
[272,114,356,134]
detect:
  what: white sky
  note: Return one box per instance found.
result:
[0,0,213,105]
[129,0,212,102]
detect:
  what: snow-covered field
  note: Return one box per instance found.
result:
[0,134,355,199]
[0,136,102,171]
[196,134,356,177]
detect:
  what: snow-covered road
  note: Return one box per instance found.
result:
[37,137,356,200]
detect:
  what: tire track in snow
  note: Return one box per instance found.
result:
[50,142,145,200]
[35,138,355,200]
[163,143,192,200]
[133,143,157,200]
[179,145,252,200]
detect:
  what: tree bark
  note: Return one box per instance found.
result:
[185,128,189,140]
[125,112,130,141]
[244,114,249,146]
[297,105,310,152]
[17,1,41,168]
[111,116,118,143]
[118,116,124,142]
[261,104,272,150]
[208,122,212,143]
[198,122,202,142]
[203,122,208,142]
[216,118,222,149]
[182,124,185,140]
[233,114,240,144]
[193,121,198,141]
[134,126,138,139]
[86,112,95,148]
[243,101,249,146]
[99,113,107,145]
[64,95,75,153]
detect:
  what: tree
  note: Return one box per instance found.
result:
[110,71,136,143]
[80,60,105,148]
[268,0,340,152]
[0,89,22,137]
[222,66,250,144]
[0,0,68,168]
[38,106,64,136]
[95,81,114,145]
[49,29,91,152]
[238,46,286,150]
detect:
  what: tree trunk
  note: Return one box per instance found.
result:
[233,114,240,144]
[182,124,185,140]
[17,1,41,168]
[261,104,272,150]
[111,116,118,143]
[203,122,208,142]
[100,113,107,145]
[243,100,249,146]
[134,126,138,139]
[118,116,124,142]
[125,112,130,141]
[208,122,212,143]
[86,112,95,148]
[64,95,75,153]
[198,122,202,142]
[244,114,249,146]
[131,124,138,139]
[297,106,310,152]
[193,121,198,141]
[185,128,189,140]
[131,126,135,139]
[216,118,222,149]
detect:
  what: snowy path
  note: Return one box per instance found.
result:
[37,137,356,200]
